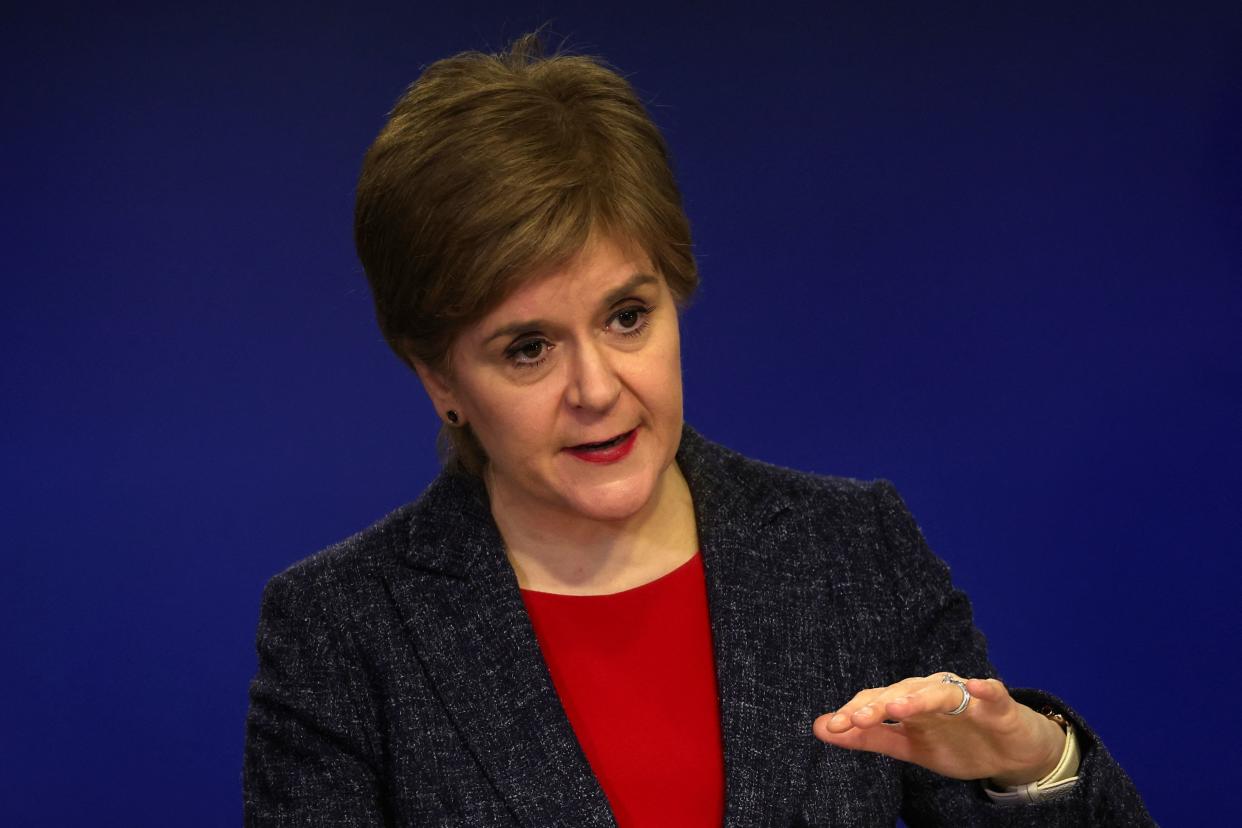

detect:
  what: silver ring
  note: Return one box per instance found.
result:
[941,674,971,716]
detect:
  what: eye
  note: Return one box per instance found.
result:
[505,338,552,368]
[608,305,652,337]
[516,340,544,360]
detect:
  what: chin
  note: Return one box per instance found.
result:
[562,474,660,523]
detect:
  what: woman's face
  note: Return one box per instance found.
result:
[416,235,684,525]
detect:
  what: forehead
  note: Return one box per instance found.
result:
[478,237,661,325]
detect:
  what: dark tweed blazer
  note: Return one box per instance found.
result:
[244,425,1153,826]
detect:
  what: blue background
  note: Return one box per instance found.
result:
[3,2,1239,824]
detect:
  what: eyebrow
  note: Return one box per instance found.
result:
[482,273,660,345]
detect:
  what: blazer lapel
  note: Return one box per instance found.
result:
[380,426,840,826]
[382,472,615,828]
[677,428,835,827]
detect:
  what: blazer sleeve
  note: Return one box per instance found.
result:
[243,568,387,827]
[869,481,1156,827]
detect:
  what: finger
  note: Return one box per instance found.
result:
[848,687,920,730]
[818,703,876,734]
[822,673,958,734]
[964,677,1010,706]
[828,675,944,731]
[878,683,940,720]
[817,718,916,763]
[822,687,887,733]
[855,675,932,714]
[938,674,974,716]
[961,678,1028,728]
[813,712,848,739]
[879,672,975,720]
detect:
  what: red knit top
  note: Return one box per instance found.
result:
[520,552,725,827]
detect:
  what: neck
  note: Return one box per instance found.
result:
[488,463,698,595]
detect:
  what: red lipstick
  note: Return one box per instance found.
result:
[565,429,638,464]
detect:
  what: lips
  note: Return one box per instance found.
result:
[573,433,629,450]
[565,429,638,464]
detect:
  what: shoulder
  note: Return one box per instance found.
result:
[269,501,419,584]
[255,467,497,629]
[677,423,905,527]
[256,501,420,630]
[678,425,946,597]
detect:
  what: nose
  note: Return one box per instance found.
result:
[564,339,622,413]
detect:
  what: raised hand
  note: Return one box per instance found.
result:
[812,673,1066,786]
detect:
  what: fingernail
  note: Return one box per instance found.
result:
[831,713,847,726]
[857,705,873,717]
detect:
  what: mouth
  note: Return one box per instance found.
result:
[565,428,638,464]
[572,432,630,450]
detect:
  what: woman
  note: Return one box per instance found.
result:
[244,35,1152,826]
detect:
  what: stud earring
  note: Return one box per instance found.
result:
[446,410,460,424]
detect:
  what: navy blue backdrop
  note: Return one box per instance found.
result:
[3,2,1239,824]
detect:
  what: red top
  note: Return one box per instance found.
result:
[520,553,725,827]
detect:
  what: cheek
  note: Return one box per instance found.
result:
[628,343,683,421]
[467,379,562,456]
[656,334,685,399]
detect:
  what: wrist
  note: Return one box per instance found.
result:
[989,709,1068,787]
[985,719,1080,804]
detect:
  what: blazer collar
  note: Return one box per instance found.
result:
[385,424,817,826]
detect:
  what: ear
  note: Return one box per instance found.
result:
[400,341,460,420]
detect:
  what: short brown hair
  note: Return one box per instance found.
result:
[354,33,697,474]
